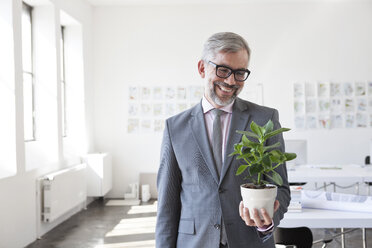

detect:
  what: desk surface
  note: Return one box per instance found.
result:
[279,208,372,228]
[287,164,372,183]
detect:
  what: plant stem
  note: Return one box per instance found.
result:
[257,173,262,185]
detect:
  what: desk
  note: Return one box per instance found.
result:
[287,164,372,183]
[280,208,372,228]
[280,208,372,248]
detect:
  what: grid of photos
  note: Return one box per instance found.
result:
[127,85,204,133]
[294,82,372,129]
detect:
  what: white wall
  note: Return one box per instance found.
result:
[93,1,372,198]
[0,0,93,247]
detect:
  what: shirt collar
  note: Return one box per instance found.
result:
[202,95,234,114]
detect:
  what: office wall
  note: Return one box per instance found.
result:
[0,0,93,247]
[93,1,372,198]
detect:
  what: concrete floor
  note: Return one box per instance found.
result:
[26,199,371,248]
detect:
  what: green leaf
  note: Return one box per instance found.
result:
[242,135,256,148]
[263,142,281,152]
[237,130,259,140]
[237,153,254,160]
[284,153,297,161]
[261,179,270,185]
[229,150,239,157]
[263,128,291,141]
[266,171,283,186]
[263,120,274,134]
[262,154,271,169]
[236,165,249,175]
[249,163,263,175]
[269,150,283,163]
[250,121,264,137]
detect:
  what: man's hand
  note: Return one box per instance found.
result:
[239,200,280,229]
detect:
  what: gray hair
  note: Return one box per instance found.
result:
[201,32,251,62]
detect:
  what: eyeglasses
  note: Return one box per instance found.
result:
[208,61,250,82]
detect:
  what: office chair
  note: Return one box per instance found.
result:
[274,227,333,248]
[274,227,359,248]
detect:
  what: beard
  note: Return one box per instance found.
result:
[206,80,243,107]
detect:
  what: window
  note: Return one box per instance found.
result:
[60,26,67,137]
[22,2,35,141]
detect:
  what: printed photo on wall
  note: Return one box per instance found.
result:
[318,115,331,129]
[294,116,305,129]
[355,82,366,96]
[294,83,305,98]
[153,87,163,100]
[368,82,372,96]
[344,99,354,112]
[141,87,151,100]
[345,114,355,128]
[306,115,317,129]
[343,83,354,96]
[141,119,152,133]
[318,82,330,97]
[356,99,367,111]
[330,83,342,97]
[305,83,316,97]
[189,86,204,101]
[141,104,152,116]
[330,98,342,113]
[153,104,163,116]
[177,103,187,113]
[127,119,139,133]
[356,113,367,128]
[318,99,330,112]
[331,115,343,129]
[165,87,176,100]
[190,102,199,108]
[177,87,187,100]
[154,119,165,133]
[129,87,139,100]
[294,101,305,114]
[128,103,139,116]
[306,99,317,113]
[165,103,175,116]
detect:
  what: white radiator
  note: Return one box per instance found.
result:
[41,164,87,222]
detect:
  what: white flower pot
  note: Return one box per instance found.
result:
[240,184,277,219]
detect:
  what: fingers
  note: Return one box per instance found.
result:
[252,208,264,227]
[240,201,279,228]
[258,208,272,228]
[274,200,280,212]
[239,201,243,216]
[239,201,255,226]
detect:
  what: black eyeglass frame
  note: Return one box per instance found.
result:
[208,61,251,82]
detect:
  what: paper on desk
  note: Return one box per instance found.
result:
[302,190,372,213]
[303,164,362,169]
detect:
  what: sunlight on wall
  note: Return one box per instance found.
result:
[25,5,59,171]
[60,11,87,166]
[0,0,17,178]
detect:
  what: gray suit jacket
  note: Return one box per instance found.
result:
[156,97,290,248]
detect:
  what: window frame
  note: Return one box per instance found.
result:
[60,25,67,137]
[22,2,36,142]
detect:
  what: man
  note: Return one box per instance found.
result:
[156,32,290,248]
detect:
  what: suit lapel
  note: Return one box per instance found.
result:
[220,98,250,182]
[189,103,219,185]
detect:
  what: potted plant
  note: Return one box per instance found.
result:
[229,120,296,219]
